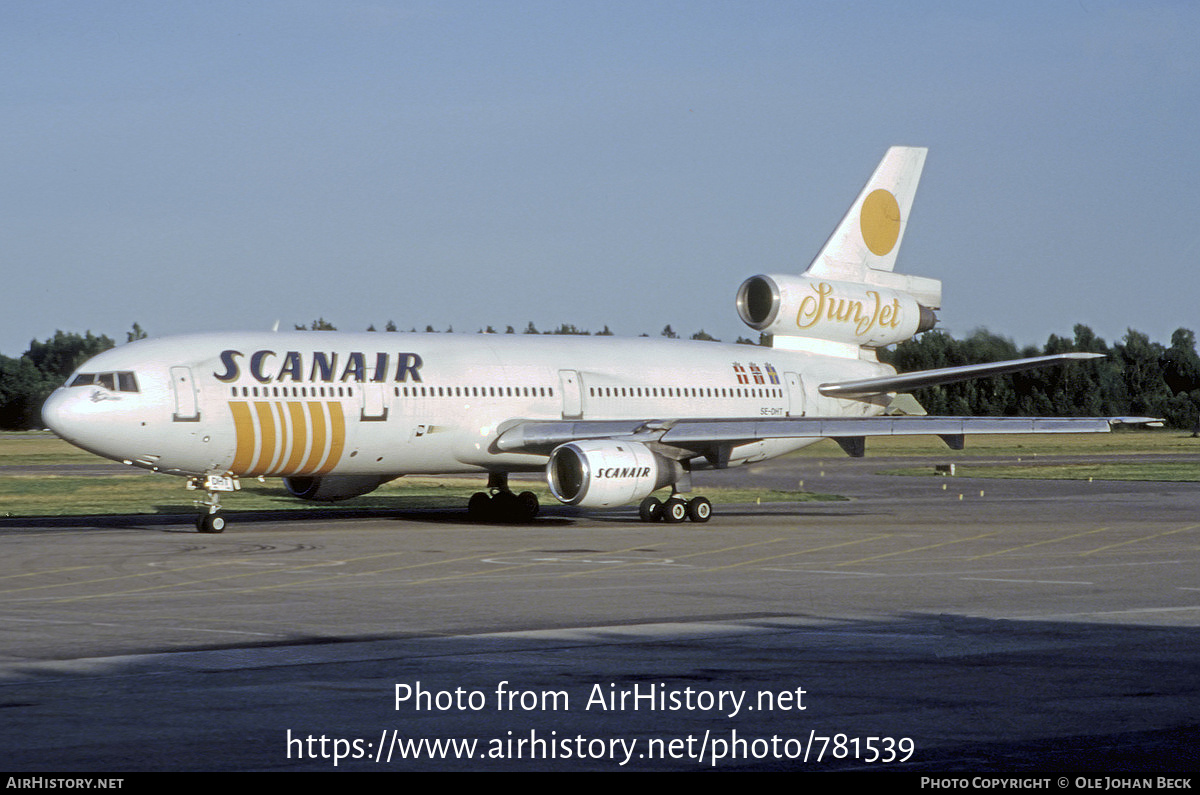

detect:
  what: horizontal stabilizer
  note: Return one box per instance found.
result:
[818,353,1105,397]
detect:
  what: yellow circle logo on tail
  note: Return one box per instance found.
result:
[860,189,901,256]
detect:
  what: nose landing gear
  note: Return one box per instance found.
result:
[197,509,226,534]
[187,475,239,534]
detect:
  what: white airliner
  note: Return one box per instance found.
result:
[42,147,1149,532]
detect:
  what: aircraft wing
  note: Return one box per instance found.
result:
[494,414,1160,459]
[817,353,1104,397]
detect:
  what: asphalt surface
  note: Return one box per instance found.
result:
[0,451,1197,771]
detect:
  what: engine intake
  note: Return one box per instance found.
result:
[737,273,935,347]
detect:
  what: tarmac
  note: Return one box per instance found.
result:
[0,450,1197,771]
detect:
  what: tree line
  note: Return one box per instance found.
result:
[881,325,1200,430]
[1,322,1196,431]
[301,318,739,341]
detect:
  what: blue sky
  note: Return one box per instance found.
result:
[2,0,1197,355]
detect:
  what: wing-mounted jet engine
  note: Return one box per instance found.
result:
[547,440,702,523]
[283,475,392,501]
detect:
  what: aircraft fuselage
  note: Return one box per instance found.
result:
[42,332,891,481]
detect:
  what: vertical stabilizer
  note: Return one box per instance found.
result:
[804,146,927,281]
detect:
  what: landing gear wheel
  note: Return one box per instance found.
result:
[492,490,519,520]
[516,491,540,521]
[686,497,712,523]
[468,492,492,521]
[197,513,226,534]
[638,496,663,522]
[469,490,538,523]
[191,476,235,533]
[662,497,688,524]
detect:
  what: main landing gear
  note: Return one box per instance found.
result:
[187,475,239,534]
[468,473,540,523]
[638,494,711,523]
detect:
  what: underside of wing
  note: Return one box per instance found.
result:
[495,414,1160,460]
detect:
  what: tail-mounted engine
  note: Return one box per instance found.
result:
[737,274,937,348]
[547,441,681,508]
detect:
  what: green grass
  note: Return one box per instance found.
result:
[0,432,115,465]
[794,428,1197,458]
[2,430,1194,516]
[885,462,1200,482]
[0,474,501,516]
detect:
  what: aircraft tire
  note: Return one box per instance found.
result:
[492,490,519,521]
[638,496,663,522]
[686,497,712,523]
[467,492,491,521]
[198,513,226,534]
[516,491,540,521]
[662,497,688,524]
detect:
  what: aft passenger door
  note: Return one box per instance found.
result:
[784,372,804,417]
[558,370,583,419]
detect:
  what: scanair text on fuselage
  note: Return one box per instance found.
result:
[213,349,424,385]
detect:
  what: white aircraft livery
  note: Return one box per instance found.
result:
[41,147,1151,532]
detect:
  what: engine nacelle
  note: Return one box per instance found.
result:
[736,274,936,348]
[283,475,391,501]
[547,441,678,508]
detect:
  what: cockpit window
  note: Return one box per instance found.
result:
[68,371,139,392]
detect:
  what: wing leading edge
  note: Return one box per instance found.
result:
[817,352,1104,397]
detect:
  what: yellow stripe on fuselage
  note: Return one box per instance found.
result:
[251,401,277,476]
[317,401,346,475]
[283,401,308,473]
[227,400,347,478]
[229,402,256,474]
[299,401,327,474]
[268,401,289,474]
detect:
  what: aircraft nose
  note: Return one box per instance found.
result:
[41,386,127,460]
[41,388,78,441]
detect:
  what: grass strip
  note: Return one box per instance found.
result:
[0,474,841,517]
[885,462,1199,482]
